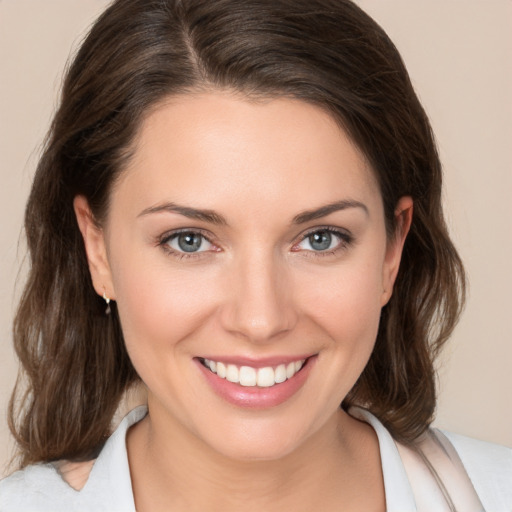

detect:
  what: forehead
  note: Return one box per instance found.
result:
[112,92,381,220]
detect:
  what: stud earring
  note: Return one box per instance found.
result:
[103,291,111,315]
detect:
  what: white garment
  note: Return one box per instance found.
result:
[1,406,510,511]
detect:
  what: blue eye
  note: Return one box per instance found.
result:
[296,228,349,252]
[165,232,213,253]
[308,231,334,251]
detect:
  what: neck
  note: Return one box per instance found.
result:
[127,402,384,512]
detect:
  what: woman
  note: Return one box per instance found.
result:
[1,0,510,510]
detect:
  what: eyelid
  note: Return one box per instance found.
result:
[157,228,220,258]
[291,225,354,253]
[156,225,353,260]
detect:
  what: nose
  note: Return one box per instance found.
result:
[220,249,298,343]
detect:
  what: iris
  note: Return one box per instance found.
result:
[308,231,332,251]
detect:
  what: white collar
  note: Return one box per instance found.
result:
[85,405,417,510]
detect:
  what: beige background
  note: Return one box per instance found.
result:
[1,1,511,477]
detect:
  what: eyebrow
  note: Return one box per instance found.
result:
[292,200,368,224]
[138,203,228,225]
[138,199,368,226]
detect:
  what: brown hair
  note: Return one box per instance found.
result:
[9,0,465,467]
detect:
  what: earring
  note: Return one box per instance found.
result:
[103,291,111,315]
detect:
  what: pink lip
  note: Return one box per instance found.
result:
[195,355,317,409]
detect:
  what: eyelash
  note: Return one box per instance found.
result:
[157,226,354,260]
[158,228,218,260]
[292,226,354,257]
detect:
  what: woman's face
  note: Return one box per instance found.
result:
[77,92,411,460]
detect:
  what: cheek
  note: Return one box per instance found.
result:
[298,258,384,336]
[282,257,385,413]
[109,249,219,361]
[295,253,386,387]
[323,279,382,371]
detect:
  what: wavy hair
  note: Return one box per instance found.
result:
[9,0,465,467]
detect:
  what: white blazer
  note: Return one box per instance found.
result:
[1,406,511,511]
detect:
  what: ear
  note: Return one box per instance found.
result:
[381,196,413,306]
[73,195,115,300]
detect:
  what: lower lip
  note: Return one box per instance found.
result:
[195,357,316,409]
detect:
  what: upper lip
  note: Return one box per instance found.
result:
[197,354,314,368]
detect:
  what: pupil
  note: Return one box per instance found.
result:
[178,233,202,252]
[309,231,331,251]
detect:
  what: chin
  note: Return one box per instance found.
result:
[193,413,319,463]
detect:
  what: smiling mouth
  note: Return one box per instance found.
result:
[199,358,307,388]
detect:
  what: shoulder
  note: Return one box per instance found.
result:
[441,430,512,509]
[442,429,512,470]
[0,462,74,511]
[349,406,511,510]
[0,406,147,512]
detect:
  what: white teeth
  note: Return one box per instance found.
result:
[202,358,306,388]
[217,361,226,378]
[239,366,257,387]
[226,364,240,383]
[257,367,275,387]
[274,364,287,384]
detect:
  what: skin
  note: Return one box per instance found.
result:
[75,92,412,511]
